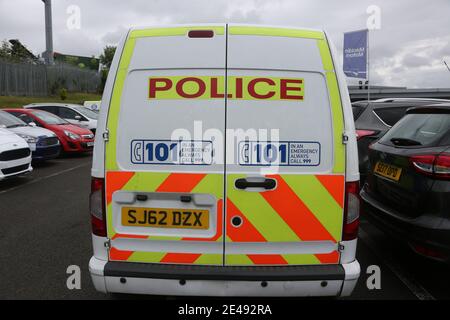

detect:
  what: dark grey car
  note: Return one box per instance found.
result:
[353,99,450,184]
[360,104,450,262]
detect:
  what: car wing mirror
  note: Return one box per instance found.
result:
[29,122,37,127]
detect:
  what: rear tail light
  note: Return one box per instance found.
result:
[343,181,360,241]
[356,129,377,141]
[410,153,450,180]
[90,177,106,237]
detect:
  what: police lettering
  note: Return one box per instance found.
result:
[148,76,304,100]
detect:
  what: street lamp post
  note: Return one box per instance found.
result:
[42,0,54,65]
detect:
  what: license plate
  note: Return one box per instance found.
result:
[87,142,94,147]
[374,161,402,181]
[121,207,209,229]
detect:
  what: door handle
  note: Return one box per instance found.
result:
[235,178,276,190]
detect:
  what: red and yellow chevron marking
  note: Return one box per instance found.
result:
[225,174,344,265]
[106,171,345,265]
[106,171,224,263]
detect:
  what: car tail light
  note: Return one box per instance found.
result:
[410,243,449,261]
[356,129,377,141]
[343,181,360,241]
[90,177,106,237]
[410,153,450,180]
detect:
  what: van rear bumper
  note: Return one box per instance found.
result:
[89,257,360,297]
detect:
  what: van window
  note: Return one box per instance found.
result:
[379,113,450,147]
[373,107,408,126]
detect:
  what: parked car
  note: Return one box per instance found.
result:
[0,128,32,180]
[83,100,101,112]
[24,103,98,134]
[0,110,60,161]
[4,109,95,154]
[353,98,450,184]
[361,104,450,262]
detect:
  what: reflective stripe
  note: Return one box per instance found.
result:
[317,38,346,174]
[229,26,324,40]
[226,174,342,265]
[227,174,302,242]
[280,175,344,242]
[156,173,206,192]
[130,26,225,38]
[106,172,224,264]
[263,175,340,243]
[106,34,136,171]
[315,175,345,207]
[226,199,288,265]
[106,171,135,205]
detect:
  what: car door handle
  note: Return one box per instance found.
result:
[235,178,276,190]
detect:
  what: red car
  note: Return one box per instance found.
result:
[4,108,95,153]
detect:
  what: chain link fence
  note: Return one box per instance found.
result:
[0,59,101,96]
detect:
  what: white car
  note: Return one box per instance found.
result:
[0,128,32,181]
[83,100,101,112]
[24,103,98,134]
[0,110,60,161]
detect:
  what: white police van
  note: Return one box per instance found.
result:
[89,24,360,297]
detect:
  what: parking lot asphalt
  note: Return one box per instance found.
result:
[0,154,448,300]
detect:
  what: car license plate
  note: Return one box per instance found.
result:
[87,141,94,147]
[374,161,402,181]
[121,207,209,229]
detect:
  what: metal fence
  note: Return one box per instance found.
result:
[0,59,101,96]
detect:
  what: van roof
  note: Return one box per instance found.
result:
[128,23,325,34]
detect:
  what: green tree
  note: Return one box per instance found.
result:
[99,45,116,69]
[0,39,38,63]
[0,40,11,60]
[65,56,79,66]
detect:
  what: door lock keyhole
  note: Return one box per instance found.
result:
[231,216,243,228]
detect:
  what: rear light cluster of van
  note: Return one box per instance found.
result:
[89,177,361,241]
[343,181,360,241]
[90,177,106,237]
[410,153,450,180]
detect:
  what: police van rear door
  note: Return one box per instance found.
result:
[105,25,226,265]
[224,25,346,266]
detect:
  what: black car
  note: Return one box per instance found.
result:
[360,104,450,262]
[353,98,450,184]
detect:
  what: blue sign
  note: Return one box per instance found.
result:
[343,30,368,79]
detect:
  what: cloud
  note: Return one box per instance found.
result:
[0,0,449,88]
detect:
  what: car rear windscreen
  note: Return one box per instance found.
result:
[352,104,366,120]
[379,113,450,147]
[373,107,409,126]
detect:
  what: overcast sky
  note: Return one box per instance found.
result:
[1,0,449,88]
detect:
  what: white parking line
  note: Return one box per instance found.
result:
[0,162,90,195]
[359,228,435,300]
